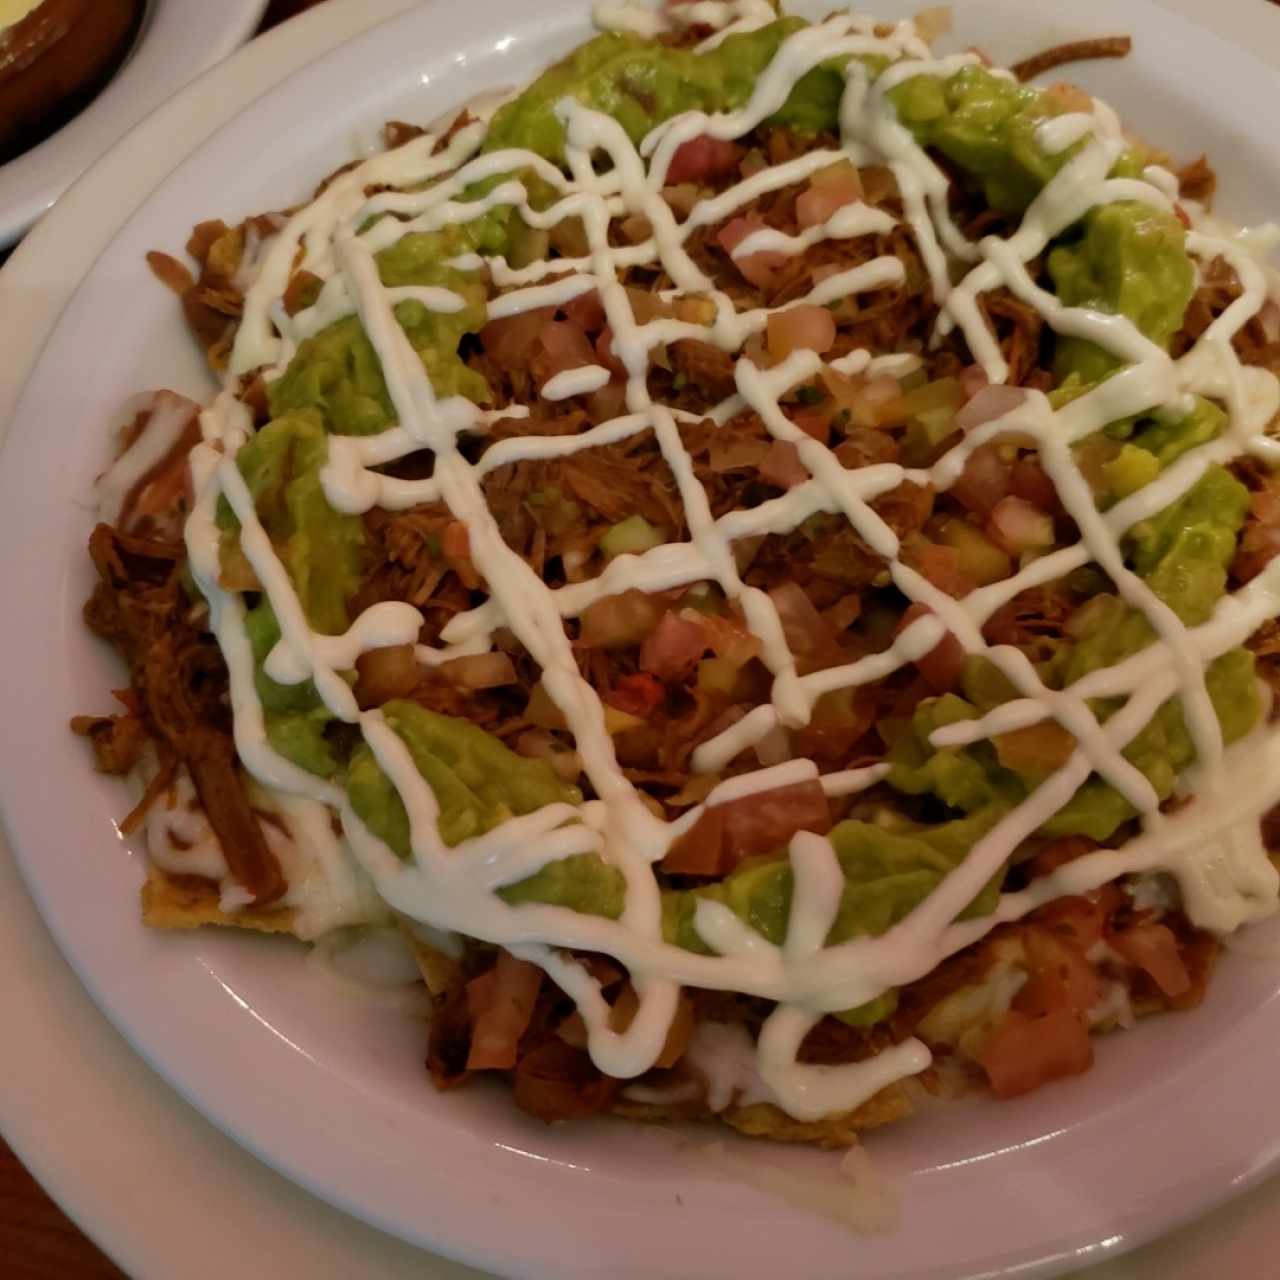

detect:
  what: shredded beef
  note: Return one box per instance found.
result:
[83,525,285,905]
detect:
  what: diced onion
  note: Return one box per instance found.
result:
[954,384,1027,434]
[796,161,863,229]
[987,495,1055,555]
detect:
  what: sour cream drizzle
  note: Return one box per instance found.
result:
[180,9,1280,1120]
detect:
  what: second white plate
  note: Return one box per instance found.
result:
[0,0,268,246]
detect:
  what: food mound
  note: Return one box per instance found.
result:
[74,0,1280,1147]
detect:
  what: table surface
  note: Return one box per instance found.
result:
[0,6,327,1273]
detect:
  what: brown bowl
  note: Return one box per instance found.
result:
[0,0,146,165]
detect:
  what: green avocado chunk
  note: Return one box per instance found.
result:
[482,20,850,163]
[662,807,1006,1026]
[244,599,340,778]
[267,225,496,433]
[1041,646,1258,839]
[221,409,366,633]
[349,700,582,849]
[344,701,624,917]
[216,411,366,778]
[889,460,1257,841]
[1129,395,1225,468]
[886,63,1193,397]
[1049,201,1196,383]
[888,64,1070,214]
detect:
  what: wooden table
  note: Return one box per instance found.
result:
[0,5,332,1271]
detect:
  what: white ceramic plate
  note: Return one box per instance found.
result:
[0,0,268,247]
[3,2,1280,1276]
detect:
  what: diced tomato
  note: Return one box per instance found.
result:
[443,520,481,589]
[875,480,934,538]
[909,541,976,600]
[769,582,844,671]
[1167,932,1219,1011]
[699,609,761,668]
[759,439,808,490]
[716,216,787,289]
[978,1007,1092,1099]
[1108,922,1192,999]
[512,1039,617,1123]
[1026,886,1120,957]
[835,429,899,470]
[480,308,554,368]
[791,688,875,767]
[586,378,628,425]
[563,289,606,333]
[609,984,695,1069]
[665,134,740,185]
[639,610,710,683]
[950,442,1012,517]
[536,319,596,382]
[790,407,831,442]
[662,779,831,876]
[606,672,667,718]
[896,601,965,693]
[795,161,863,229]
[1010,456,1061,514]
[465,951,543,1071]
[1015,925,1100,1018]
[767,305,836,362]
[595,326,626,376]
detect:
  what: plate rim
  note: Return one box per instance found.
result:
[2,2,1280,1280]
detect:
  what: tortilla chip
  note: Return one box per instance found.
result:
[722,1086,913,1147]
[140,867,296,934]
[399,921,463,996]
[612,1081,913,1148]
